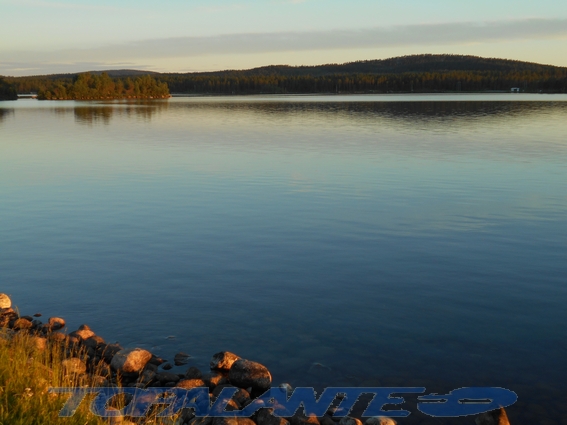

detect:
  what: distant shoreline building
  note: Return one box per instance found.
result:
[511,87,520,93]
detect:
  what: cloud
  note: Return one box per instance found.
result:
[2,18,566,75]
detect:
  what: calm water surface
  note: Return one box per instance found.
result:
[1,95,566,424]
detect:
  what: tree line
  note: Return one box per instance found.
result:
[4,73,169,100]
[158,70,567,94]
[6,55,567,96]
[0,77,18,100]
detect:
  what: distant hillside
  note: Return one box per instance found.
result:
[178,54,565,77]
[7,55,567,95]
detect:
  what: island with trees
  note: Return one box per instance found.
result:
[5,55,567,97]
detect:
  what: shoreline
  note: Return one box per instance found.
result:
[0,293,511,425]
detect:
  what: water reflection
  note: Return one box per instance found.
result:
[0,107,14,123]
[73,101,169,125]
[170,99,567,127]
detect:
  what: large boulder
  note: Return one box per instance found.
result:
[228,359,272,392]
[110,348,152,373]
[211,351,241,371]
[0,294,11,309]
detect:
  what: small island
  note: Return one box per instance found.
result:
[37,72,170,100]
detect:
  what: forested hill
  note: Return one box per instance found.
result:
[7,55,567,95]
[177,54,565,77]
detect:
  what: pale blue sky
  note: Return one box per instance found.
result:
[1,0,566,76]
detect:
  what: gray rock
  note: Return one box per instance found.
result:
[0,294,11,309]
[110,348,152,373]
[475,408,510,425]
[210,351,241,371]
[162,362,173,370]
[62,358,87,375]
[174,352,191,366]
[101,343,123,363]
[156,372,181,384]
[186,366,203,379]
[229,359,272,392]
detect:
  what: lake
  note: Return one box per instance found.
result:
[1,94,566,424]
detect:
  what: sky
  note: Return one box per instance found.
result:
[1,0,566,76]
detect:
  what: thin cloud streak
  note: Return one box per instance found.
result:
[2,19,566,75]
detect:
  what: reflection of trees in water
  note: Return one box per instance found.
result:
[73,101,169,125]
[0,108,14,123]
[180,100,567,126]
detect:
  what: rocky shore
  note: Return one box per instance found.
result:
[0,293,510,425]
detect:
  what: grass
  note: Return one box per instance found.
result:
[0,328,110,425]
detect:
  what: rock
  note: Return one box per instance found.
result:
[70,328,96,340]
[257,409,291,425]
[185,366,203,379]
[338,418,361,425]
[84,335,105,349]
[162,362,173,370]
[365,418,396,425]
[101,343,123,363]
[156,372,181,384]
[62,358,87,375]
[174,352,191,366]
[110,348,152,373]
[148,355,166,366]
[475,408,511,425]
[47,317,66,331]
[189,417,213,425]
[0,294,11,309]
[211,351,241,371]
[213,418,256,425]
[12,318,33,330]
[31,336,48,351]
[203,371,229,390]
[319,417,336,425]
[290,416,319,425]
[233,388,250,406]
[176,378,207,389]
[229,359,272,392]
[33,313,42,317]
[212,384,237,398]
[49,332,67,343]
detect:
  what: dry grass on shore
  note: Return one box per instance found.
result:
[0,328,107,425]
